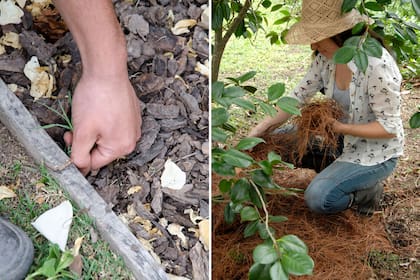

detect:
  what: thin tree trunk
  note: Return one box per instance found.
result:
[211,0,252,83]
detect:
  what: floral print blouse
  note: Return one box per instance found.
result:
[288,49,404,166]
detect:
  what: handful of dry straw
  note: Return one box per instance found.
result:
[252,99,345,167]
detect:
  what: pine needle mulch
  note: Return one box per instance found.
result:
[212,168,395,280]
[212,100,395,279]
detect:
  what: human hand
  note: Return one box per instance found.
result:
[64,74,141,175]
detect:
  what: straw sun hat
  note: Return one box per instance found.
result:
[285,0,371,45]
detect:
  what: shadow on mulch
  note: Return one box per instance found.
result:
[212,169,395,280]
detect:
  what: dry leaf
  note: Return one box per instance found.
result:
[127,185,142,195]
[0,32,21,49]
[195,60,209,77]
[198,219,209,250]
[184,208,203,225]
[171,19,197,35]
[23,56,55,100]
[200,5,209,29]
[0,0,24,25]
[161,159,186,190]
[0,185,16,200]
[26,0,52,17]
[0,45,5,55]
[167,223,188,249]
[72,236,84,256]
[69,254,83,277]
[7,83,18,92]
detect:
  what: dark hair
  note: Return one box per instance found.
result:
[313,25,393,58]
[330,25,386,48]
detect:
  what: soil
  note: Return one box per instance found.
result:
[0,0,209,279]
[212,88,419,279]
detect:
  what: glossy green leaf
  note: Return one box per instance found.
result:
[224,203,235,224]
[253,244,279,264]
[281,252,314,276]
[249,263,271,280]
[232,98,256,111]
[212,161,235,176]
[222,122,237,133]
[211,107,229,127]
[243,85,258,93]
[236,137,265,150]
[237,71,257,83]
[221,1,231,20]
[258,223,276,240]
[262,0,272,8]
[277,234,308,254]
[218,179,232,193]
[352,22,365,34]
[363,37,383,58]
[267,83,286,101]
[37,258,57,277]
[231,178,251,203]
[406,27,418,44]
[409,112,420,128]
[244,220,260,238]
[234,19,247,38]
[270,261,289,280]
[249,185,264,208]
[411,0,420,18]
[212,127,228,143]
[341,0,357,13]
[354,50,369,73]
[393,23,407,41]
[251,169,276,188]
[277,96,301,116]
[222,149,254,168]
[56,252,74,272]
[343,36,361,47]
[258,160,273,176]
[267,151,282,164]
[333,46,356,64]
[405,21,420,31]
[271,4,283,11]
[223,86,245,98]
[259,102,278,117]
[274,16,291,25]
[240,206,259,222]
[364,2,384,11]
[212,4,224,30]
[212,81,224,101]
[269,215,288,223]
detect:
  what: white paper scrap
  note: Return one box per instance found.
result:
[161,159,186,190]
[32,200,73,251]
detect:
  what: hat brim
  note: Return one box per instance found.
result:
[285,10,370,45]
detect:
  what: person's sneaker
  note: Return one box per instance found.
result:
[0,217,34,280]
[355,182,384,216]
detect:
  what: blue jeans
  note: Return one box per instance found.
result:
[304,158,397,214]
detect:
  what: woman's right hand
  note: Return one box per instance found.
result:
[248,109,292,137]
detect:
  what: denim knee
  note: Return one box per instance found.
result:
[304,181,327,214]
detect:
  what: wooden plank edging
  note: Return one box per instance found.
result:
[0,79,168,280]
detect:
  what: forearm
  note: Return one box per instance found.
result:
[334,120,395,139]
[249,109,291,137]
[53,0,127,77]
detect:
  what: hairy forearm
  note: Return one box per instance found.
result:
[53,0,127,77]
[334,120,395,139]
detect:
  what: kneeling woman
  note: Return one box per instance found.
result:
[249,0,404,216]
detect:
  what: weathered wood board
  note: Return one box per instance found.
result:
[0,78,168,280]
